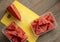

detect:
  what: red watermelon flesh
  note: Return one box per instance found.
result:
[7,22,16,31]
[38,17,49,32]
[31,20,38,32]
[48,22,55,30]
[4,21,27,42]
[31,13,56,35]
[41,12,56,29]
[5,30,13,39]
[35,27,44,35]
[12,38,18,42]
[42,12,55,24]
[7,4,21,20]
[31,17,48,35]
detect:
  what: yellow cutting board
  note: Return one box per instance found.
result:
[1,1,39,42]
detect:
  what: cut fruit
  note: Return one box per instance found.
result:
[7,4,21,20]
[31,13,56,35]
[4,21,27,42]
[42,12,55,24]
[35,27,44,35]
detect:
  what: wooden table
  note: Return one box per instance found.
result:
[0,0,60,42]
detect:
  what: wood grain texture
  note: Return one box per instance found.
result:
[37,1,60,42]
[18,0,58,15]
[0,0,60,42]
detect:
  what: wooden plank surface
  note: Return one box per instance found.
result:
[37,1,60,42]
[18,0,58,15]
[0,0,60,42]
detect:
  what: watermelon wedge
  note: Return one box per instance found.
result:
[41,12,56,24]
[7,4,21,20]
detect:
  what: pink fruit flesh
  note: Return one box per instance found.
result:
[5,21,27,42]
[31,13,56,35]
[7,4,21,20]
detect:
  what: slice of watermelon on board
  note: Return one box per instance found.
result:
[7,4,21,20]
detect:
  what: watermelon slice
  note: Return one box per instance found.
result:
[31,12,56,35]
[4,21,27,42]
[31,19,38,32]
[31,17,47,35]
[35,27,44,35]
[7,4,21,20]
[42,12,56,24]
[41,12,56,29]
